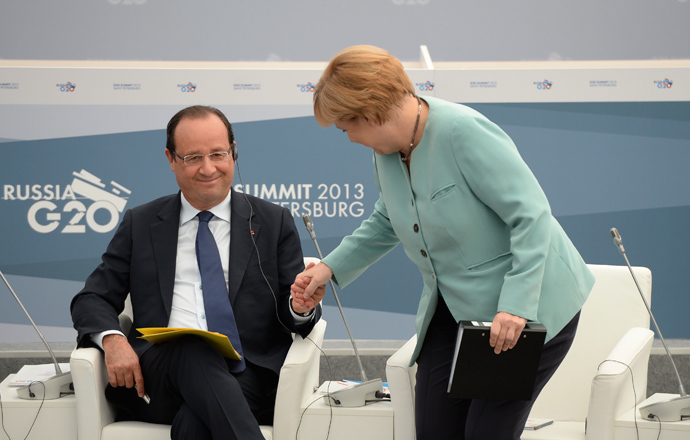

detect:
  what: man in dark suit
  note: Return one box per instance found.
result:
[71,105,324,440]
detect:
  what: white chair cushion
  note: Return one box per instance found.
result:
[102,421,170,440]
[101,421,273,440]
[521,421,585,439]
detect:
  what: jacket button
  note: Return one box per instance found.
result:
[413,224,419,233]
[420,250,427,258]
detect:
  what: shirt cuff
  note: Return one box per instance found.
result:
[290,301,314,323]
[91,329,126,350]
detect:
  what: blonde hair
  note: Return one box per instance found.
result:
[313,45,415,127]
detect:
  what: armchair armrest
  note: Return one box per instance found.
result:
[273,319,327,440]
[386,335,418,440]
[585,327,654,439]
[70,346,116,440]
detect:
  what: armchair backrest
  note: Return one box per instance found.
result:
[528,264,652,421]
[119,296,133,335]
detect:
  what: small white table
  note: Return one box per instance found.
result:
[0,374,76,440]
[615,393,690,440]
[296,381,394,440]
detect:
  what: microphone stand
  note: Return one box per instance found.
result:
[1,269,73,399]
[610,228,690,421]
[302,215,383,407]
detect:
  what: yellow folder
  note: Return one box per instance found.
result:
[137,327,241,360]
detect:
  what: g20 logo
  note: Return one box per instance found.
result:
[180,82,197,92]
[57,82,76,92]
[417,81,435,92]
[28,200,121,233]
[656,79,673,89]
[298,82,315,92]
[7,170,132,234]
[536,80,552,90]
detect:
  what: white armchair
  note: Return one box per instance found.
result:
[385,334,417,440]
[70,257,327,440]
[385,264,654,440]
[71,319,326,440]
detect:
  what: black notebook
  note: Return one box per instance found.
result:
[447,321,547,401]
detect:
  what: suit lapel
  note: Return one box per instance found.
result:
[151,193,182,318]
[229,190,260,304]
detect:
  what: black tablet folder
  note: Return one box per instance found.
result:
[447,321,547,401]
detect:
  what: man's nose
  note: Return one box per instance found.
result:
[199,156,217,173]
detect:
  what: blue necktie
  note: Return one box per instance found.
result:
[196,211,245,372]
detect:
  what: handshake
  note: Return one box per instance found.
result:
[290,261,330,315]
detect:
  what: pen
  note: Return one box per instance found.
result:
[135,384,151,404]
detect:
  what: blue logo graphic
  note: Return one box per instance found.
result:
[297,82,315,93]
[536,80,552,90]
[179,82,197,92]
[57,82,76,92]
[655,78,673,89]
[416,81,435,92]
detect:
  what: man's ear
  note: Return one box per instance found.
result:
[164,149,176,171]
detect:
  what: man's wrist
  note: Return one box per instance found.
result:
[93,330,126,350]
[291,299,313,317]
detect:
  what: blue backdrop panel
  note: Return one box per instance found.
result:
[1,101,689,340]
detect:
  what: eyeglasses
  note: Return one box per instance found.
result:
[172,150,232,166]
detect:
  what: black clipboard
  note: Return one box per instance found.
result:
[447,321,546,401]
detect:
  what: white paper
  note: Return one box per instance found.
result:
[8,363,71,386]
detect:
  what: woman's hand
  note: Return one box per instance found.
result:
[489,311,527,354]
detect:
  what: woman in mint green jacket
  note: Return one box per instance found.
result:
[292,45,595,440]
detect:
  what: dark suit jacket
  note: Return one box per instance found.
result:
[71,189,320,375]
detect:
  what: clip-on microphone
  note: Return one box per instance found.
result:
[302,214,384,407]
[1,269,73,399]
[610,227,690,421]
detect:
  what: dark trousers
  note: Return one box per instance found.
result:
[415,295,580,440]
[105,335,274,440]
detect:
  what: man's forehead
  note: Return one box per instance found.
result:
[174,116,230,145]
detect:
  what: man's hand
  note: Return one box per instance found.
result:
[489,312,527,355]
[291,262,331,310]
[102,334,146,398]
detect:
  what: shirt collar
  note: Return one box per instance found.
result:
[179,191,232,226]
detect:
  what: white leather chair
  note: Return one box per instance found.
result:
[385,264,654,440]
[70,257,326,440]
[385,334,418,439]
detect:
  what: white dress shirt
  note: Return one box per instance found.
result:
[168,191,232,330]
